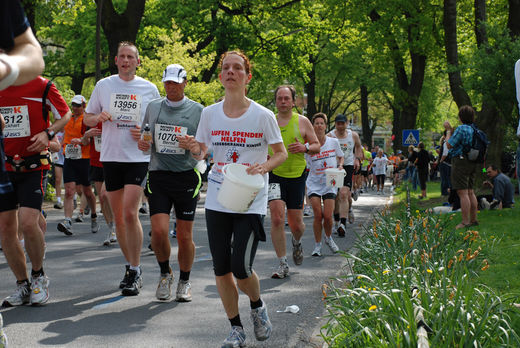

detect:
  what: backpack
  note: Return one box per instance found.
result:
[466,124,489,162]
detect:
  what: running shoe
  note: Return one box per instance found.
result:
[251,303,272,341]
[139,204,148,214]
[103,227,117,246]
[2,281,31,307]
[303,205,312,217]
[221,326,246,348]
[490,199,500,210]
[75,212,84,223]
[156,271,174,301]
[57,219,73,236]
[271,261,289,279]
[91,218,99,233]
[122,269,142,296]
[352,190,359,201]
[30,274,49,305]
[119,265,130,289]
[84,206,90,216]
[175,280,192,302]
[0,313,7,348]
[325,237,339,253]
[53,202,63,209]
[348,209,355,224]
[336,223,346,237]
[292,237,304,266]
[312,244,322,257]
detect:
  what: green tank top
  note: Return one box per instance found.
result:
[272,112,306,178]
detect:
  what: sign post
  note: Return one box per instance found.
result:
[402,129,420,146]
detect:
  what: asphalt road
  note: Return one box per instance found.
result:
[0,185,391,348]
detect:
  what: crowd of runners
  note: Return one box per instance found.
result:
[0,4,392,347]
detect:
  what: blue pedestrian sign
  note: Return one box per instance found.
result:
[402,129,419,146]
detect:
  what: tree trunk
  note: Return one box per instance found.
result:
[360,84,372,146]
[508,0,520,38]
[95,0,146,75]
[305,55,317,119]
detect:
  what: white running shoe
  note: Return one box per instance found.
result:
[30,274,49,305]
[312,244,322,257]
[57,219,73,236]
[271,261,289,279]
[325,237,339,253]
[175,279,192,302]
[2,281,31,307]
[352,190,359,201]
[91,218,99,233]
[303,205,312,217]
[336,223,346,237]
[0,313,7,348]
[74,212,84,223]
[348,209,355,224]
[156,271,174,301]
[251,303,272,341]
[221,326,246,348]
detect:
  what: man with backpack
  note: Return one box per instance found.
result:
[0,76,71,306]
[447,105,486,229]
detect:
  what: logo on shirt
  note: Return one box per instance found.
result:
[226,148,240,163]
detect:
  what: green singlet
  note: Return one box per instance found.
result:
[271,112,306,178]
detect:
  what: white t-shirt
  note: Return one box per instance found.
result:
[305,137,343,196]
[328,129,355,165]
[373,155,388,176]
[195,100,283,215]
[85,75,160,162]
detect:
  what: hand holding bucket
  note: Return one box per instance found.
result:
[324,168,346,189]
[217,163,265,212]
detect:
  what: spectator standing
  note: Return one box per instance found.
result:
[447,105,480,229]
[415,142,430,199]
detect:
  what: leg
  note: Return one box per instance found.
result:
[175,219,195,272]
[63,182,76,219]
[322,199,335,238]
[18,207,45,272]
[121,185,144,267]
[216,273,240,319]
[81,184,97,214]
[338,186,349,220]
[106,188,129,262]
[310,196,323,243]
[286,208,304,242]
[468,189,478,223]
[95,181,113,225]
[54,166,63,204]
[268,200,287,258]
[0,210,27,281]
[457,189,470,226]
[151,213,171,263]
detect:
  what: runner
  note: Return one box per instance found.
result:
[50,131,65,209]
[327,114,363,236]
[135,64,203,302]
[268,84,319,279]
[82,122,116,246]
[84,42,160,296]
[57,95,98,236]
[192,50,287,347]
[306,113,344,256]
[0,76,71,306]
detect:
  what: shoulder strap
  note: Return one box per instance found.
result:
[42,80,53,123]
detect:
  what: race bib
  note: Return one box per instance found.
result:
[154,124,187,154]
[93,135,102,152]
[0,105,30,138]
[109,93,142,123]
[65,144,82,159]
[268,183,281,201]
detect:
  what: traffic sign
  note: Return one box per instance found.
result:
[402,129,419,146]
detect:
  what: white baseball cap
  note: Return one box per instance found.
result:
[71,95,86,104]
[162,64,187,83]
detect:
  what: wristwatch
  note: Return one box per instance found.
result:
[44,128,56,140]
[305,143,310,153]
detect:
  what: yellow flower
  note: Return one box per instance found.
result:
[369,305,377,312]
[427,269,433,274]
[382,270,390,275]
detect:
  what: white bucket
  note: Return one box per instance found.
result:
[324,168,346,189]
[217,163,265,212]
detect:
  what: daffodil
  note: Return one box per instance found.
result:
[369,305,377,311]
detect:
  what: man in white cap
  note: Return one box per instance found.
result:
[84,42,160,296]
[134,64,203,302]
[57,95,98,236]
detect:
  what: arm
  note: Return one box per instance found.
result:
[84,111,112,127]
[337,155,344,168]
[0,28,44,88]
[353,132,363,171]
[247,142,287,175]
[27,111,72,152]
[300,116,320,155]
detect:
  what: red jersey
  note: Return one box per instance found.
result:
[89,123,103,168]
[0,77,70,171]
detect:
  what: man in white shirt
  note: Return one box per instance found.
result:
[84,42,160,296]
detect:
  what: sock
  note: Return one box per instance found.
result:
[31,268,44,278]
[334,213,340,222]
[91,213,97,219]
[158,260,170,274]
[179,270,190,281]
[229,314,243,328]
[65,217,72,223]
[250,298,263,310]
[279,256,288,264]
[16,279,29,286]
[315,242,322,248]
[340,218,347,225]
[129,265,140,273]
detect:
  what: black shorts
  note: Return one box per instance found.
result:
[342,165,354,189]
[146,170,201,221]
[0,170,47,212]
[102,162,148,192]
[360,169,368,177]
[267,170,307,209]
[90,165,104,183]
[376,174,386,185]
[308,192,336,201]
[205,209,265,279]
[63,158,91,186]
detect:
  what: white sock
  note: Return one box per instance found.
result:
[129,265,141,273]
[279,256,288,264]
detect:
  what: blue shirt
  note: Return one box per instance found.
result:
[448,124,473,157]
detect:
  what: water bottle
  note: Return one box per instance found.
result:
[141,124,152,155]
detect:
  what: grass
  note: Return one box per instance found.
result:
[321,179,520,347]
